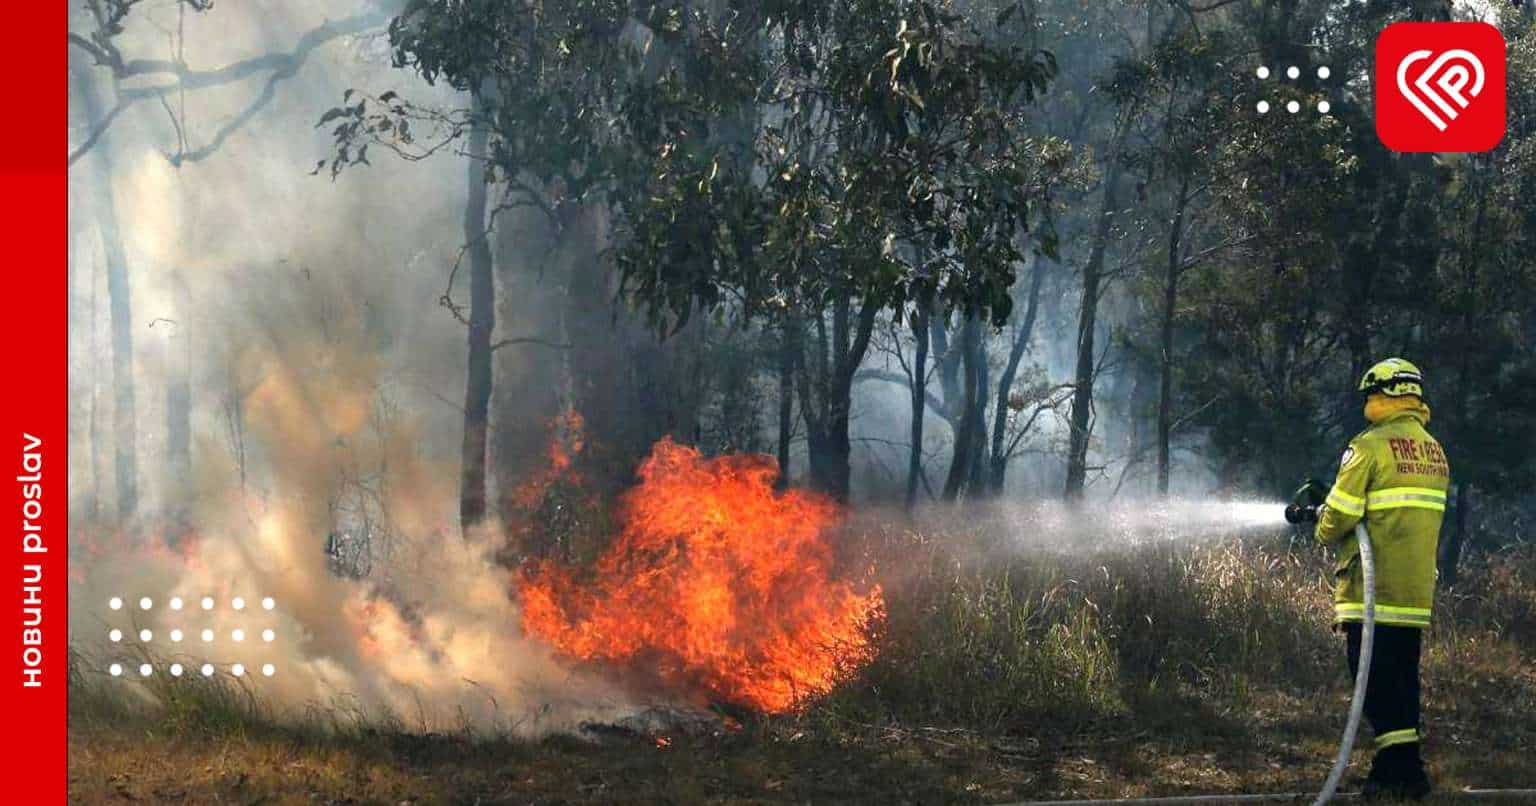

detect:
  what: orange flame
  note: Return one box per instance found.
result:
[518,438,883,713]
[509,408,586,511]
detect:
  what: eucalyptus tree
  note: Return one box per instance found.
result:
[616,1,1067,499]
[330,0,1069,503]
[323,0,644,527]
[1107,25,1239,495]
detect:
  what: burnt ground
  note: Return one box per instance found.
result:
[68,677,1536,805]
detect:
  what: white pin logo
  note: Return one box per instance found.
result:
[1396,49,1486,131]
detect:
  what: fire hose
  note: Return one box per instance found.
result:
[1285,480,1371,806]
[1313,521,1373,806]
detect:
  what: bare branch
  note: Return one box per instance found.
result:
[1170,394,1222,432]
[166,56,297,165]
[68,32,121,71]
[68,94,140,167]
[117,11,389,96]
[854,369,954,425]
[69,10,390,168]
[1180,233,1261,271]
[490,337,572,352]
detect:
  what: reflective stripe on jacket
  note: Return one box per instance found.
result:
[1315,410,1449,629]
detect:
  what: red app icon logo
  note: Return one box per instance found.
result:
[1376,22,1506,153]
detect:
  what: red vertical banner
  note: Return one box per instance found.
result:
[0,2,68,800]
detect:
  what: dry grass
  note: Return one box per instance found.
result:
[69,530,1536,804]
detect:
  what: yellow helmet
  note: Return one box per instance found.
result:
[1358,357,1424,399]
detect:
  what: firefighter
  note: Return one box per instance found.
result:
[1315,357,1448,800]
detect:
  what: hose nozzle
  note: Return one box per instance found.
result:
[1284,502,1319,524]
[1285,478,1327,524]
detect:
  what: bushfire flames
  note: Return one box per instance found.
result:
[518,438,884,713]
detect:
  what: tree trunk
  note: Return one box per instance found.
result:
[943,313,983,500]
[165,348,191,479]
[165,275,192,513]
[1156,176,1189,496]
[967,328,989,491]
[75,71,139,519]
[776,314,797,487]
[906,292,931,510]
[459,90,495,533]
[800,296,877,501]
[1065,145,1124,500]
[105,209,137,518]
[990,254,1046,492]
[163,314,191,540]
[1439,482,1470,588]
[1440,180,1487,588]
[87,235,104,520]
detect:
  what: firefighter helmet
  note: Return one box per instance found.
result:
[1358,358,1424,399]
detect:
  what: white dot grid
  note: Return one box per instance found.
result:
[105,595,280,679]
[104,661,283,678]
[109,595,275,613]
[1255,64,1332,117]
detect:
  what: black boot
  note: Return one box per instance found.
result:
[1361,744,1432,801]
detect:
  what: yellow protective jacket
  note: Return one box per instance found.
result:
[1315,407,1449,628]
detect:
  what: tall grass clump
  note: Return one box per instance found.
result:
[818,521,1343,735]
[854,544,1126,732]
[69,646,277,739]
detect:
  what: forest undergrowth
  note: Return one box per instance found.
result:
[69,524,1536,804]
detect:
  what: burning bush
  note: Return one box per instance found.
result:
[518,438,884,713]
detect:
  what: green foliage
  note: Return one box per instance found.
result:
[331,1,1075,337]
[1124,4,1536,495]
[611,1,1074,336]
[319,0,1535,505]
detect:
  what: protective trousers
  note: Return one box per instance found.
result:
[1343,623,1426,785]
